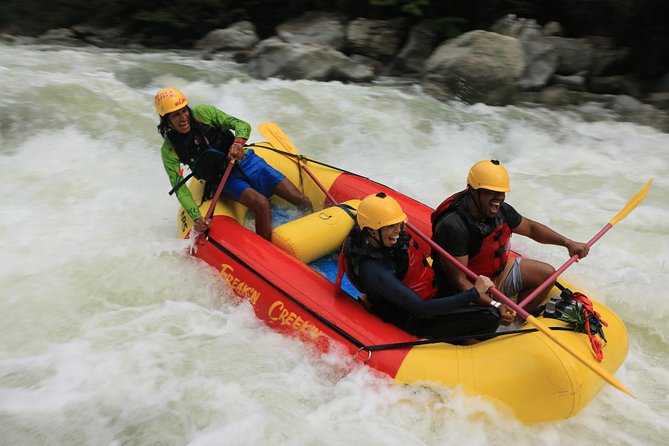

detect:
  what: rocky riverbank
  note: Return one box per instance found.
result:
[5,11,669,132]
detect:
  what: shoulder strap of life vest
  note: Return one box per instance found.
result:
[431,189,468,230]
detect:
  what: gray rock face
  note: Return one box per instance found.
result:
[422,30,523,105]
[347,18,407,62]
[195,21,260,51]
[276,11,347,50]
[247,38,374,82]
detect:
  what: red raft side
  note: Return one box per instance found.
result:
[328,172,435,253]
[194,215,418,378]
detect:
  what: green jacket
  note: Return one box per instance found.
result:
[160,104,251,221]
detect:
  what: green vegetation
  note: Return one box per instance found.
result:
[1,0,667,77]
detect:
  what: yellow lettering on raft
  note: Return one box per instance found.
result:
[219,264,261,304]
[268,300,322,339]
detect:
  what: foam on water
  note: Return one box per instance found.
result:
[1,43,668,445]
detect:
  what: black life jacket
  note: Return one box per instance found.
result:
[431,189,511,278]
[166,116,235,198]
[337,227,437,324]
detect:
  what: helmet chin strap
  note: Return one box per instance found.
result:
[366,228,387,248]
[469,187,486,220]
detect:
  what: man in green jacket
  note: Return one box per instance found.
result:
[155,87,311,240]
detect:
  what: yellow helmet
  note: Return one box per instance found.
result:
[357,192,407,230]
[467,159,510,192]
[154,87,188,117]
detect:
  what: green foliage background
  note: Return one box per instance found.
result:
[1,0,667,77]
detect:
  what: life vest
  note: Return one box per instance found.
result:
[167,115,235,180]
[431,189,512,278]
[336,228,437,302]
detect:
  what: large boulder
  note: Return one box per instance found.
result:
[422,30,523,105]
[491,15,558,90]
[548,36,594,75]
[276,11,347,51]
[246,37,374,82]
[347,18,408,62]
[195,21,259,51]
[385,21,440,76]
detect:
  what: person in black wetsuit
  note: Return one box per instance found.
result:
[341,192,510,342]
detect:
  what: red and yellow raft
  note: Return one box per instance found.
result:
[176,131,628,423]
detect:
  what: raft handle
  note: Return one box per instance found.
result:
[355,347,373,364]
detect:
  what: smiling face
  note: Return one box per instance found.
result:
[369,222,404,248]
[167,106,191,134]
[475,188,506,218]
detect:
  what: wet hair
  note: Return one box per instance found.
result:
[156,105,192,138]
[157,115,172,138]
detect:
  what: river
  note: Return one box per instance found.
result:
[1,43,668,445]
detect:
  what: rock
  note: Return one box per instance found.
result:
[422,30,523,105]
[539,85,572,106]
[589,75,642,97]
[347,18,408,62]
[246,37,374,82]
[645,91,669,110]
[609,94,643,114]
[491,15,558,91]
[552,74,587,91]
[276,11,346,51]
[385,20,439,76]
[542,21,564,37]
[195,21,259,51]
[37,28,81,46]
[587,36,630,76]
[548,36,594,75]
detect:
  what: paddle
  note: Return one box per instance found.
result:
[258,121,633,397]
[518,179,653,309]
[258,122,338,205]
[188,159,236,251]
[204,159,236,220]
[407,222,632,396]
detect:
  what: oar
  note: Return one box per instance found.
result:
[189,160,236,249]
[258,122,338,205]
[204,159,236,220]
[258,121,633,397]
[518,179,653,309]
[406,222,632,396]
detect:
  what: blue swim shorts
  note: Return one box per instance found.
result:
[223,149,285,201]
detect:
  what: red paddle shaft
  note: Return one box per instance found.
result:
[517,224,612,308]
[407,222,530,319]
[204,160,235,220]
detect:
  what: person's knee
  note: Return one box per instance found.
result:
[540,262,556,280]
[251,196,270,214]
[522,259,554,286]
[240,189,270,213]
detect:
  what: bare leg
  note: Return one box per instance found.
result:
[273,178,313,212]
[238,188,272,241]
[516,258,556,312]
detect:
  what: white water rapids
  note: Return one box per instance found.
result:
[1,44,668,445]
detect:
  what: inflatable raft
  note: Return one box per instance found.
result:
[175,126,628,423]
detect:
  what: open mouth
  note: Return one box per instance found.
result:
[175,120,190,133]
[387,234,400,245]
[489,199,502,213]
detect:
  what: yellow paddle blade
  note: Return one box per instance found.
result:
[526,315,634,397]
[610,179,653,226]
[258,122,300,155]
